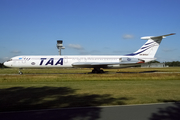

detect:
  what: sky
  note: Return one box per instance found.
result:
[0,0,180,63]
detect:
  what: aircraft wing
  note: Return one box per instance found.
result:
[72,62,140,68]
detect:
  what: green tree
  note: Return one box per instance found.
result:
[165,61,180,67]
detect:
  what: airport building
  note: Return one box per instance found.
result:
[141,63,166,68]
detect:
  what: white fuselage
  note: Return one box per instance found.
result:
[4,55,153,69]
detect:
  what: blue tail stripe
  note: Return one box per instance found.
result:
[145,42,154,45]
[126,47,150,56]
[140,43,154,50]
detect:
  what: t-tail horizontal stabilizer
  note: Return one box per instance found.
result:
[126,33,175,58]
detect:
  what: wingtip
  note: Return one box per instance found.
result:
[170,33,176,35]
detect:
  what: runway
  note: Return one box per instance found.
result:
[1,102,180,120]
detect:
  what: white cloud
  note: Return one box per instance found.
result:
[79,51,90,55]
[162,48,176,53]
[67,44,84,50]
[90,50,101,54]
[0,57,10,63]
[123,34,134,39]
[11,50,21,54]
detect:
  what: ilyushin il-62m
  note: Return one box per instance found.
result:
[4,33,175,74]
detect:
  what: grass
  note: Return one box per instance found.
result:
[0,67,180,112]
[1,67,180,74]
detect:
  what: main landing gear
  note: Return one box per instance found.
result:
[92,68,105,73]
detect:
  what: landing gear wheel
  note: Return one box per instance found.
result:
[100,70,104,73]
[19,71,23,75]
[92,68,104,73]
[19,69,23,75]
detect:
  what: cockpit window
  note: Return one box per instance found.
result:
[7,59,12,62]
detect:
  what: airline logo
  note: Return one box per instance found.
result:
[40,58,63,65]
[127,58,131,61]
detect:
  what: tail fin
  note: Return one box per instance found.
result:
[126,33,175,58]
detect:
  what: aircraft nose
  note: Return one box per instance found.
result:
[3,62,11,67]
[3,62,7,67]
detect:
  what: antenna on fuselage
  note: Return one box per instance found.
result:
[57,40,65,55]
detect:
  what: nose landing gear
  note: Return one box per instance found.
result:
[19,69,23,75]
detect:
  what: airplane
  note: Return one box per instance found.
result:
[3,33,175,74]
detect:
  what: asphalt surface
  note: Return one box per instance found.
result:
[1,102,180,120]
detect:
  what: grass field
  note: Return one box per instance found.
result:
[0,67,180,112]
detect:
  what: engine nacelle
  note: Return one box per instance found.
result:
[120,57,139,62]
